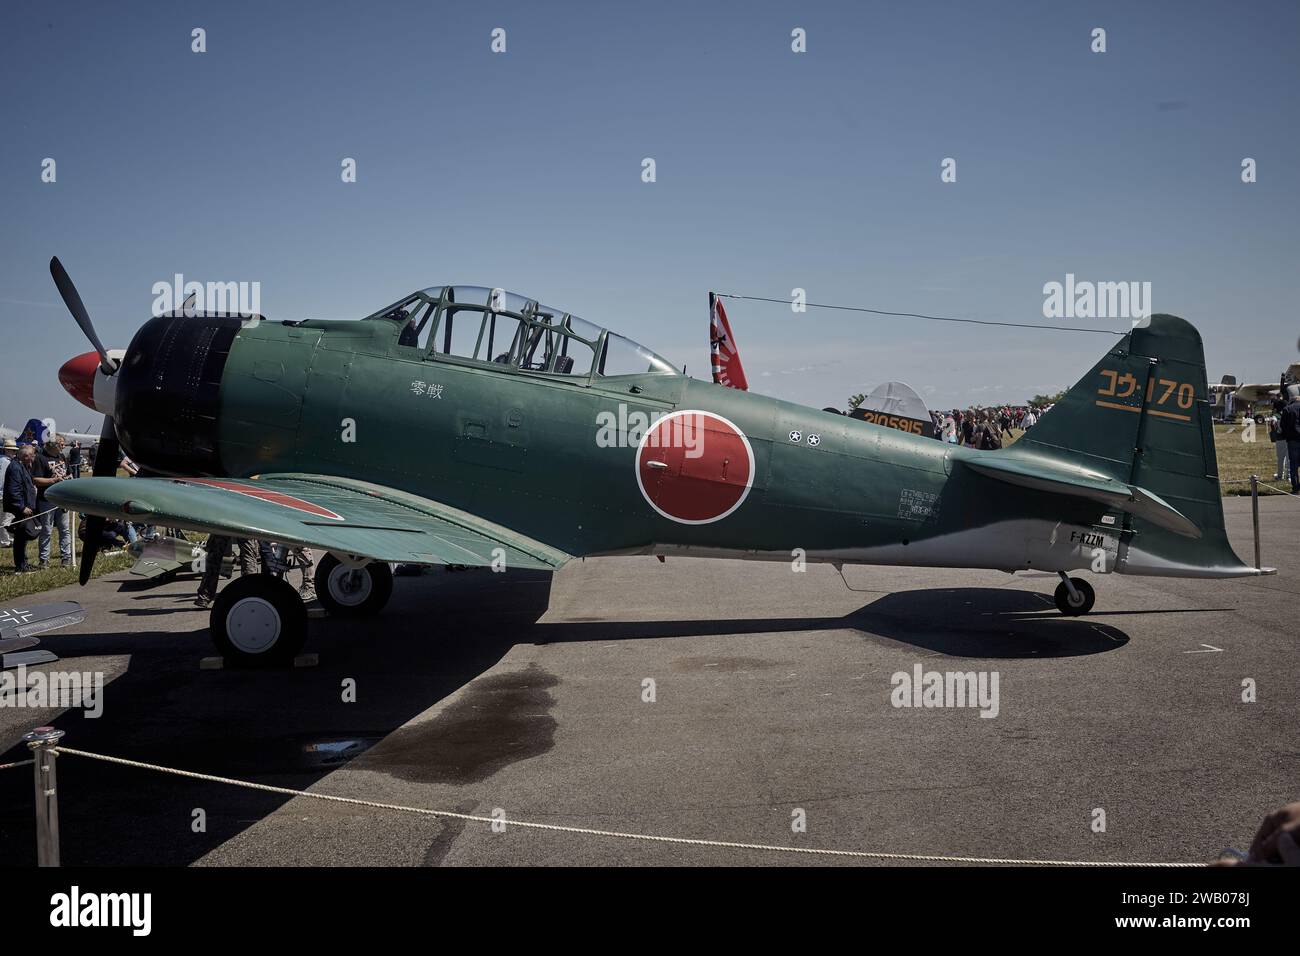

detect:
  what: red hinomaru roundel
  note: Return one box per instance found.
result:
[635,410,755,524]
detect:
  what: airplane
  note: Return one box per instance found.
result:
[0,422,101,447]
[1,601,87,668]
[844,381,936,438]
[125,533,206,581]
[44,257,1273,666]
[1230,363,1300,415]
[1208,376,1238,422]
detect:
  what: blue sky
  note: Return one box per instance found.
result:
[2,0,1297,430]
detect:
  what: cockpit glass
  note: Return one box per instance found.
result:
[598,333,678,376]
[563,313,603,343]
[426,286,534,316]
[397,287,677,377]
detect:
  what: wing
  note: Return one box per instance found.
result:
[0,601,87,641]
[48,473,571,570]
[1232,384,1275,402]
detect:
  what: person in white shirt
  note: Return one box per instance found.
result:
[942,415,958,443]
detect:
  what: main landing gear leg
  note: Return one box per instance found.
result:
[1054,572,1096,616]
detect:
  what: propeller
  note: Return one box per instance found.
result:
[50,257,115,375]
[77,415,121,585]
[48,257,126,585]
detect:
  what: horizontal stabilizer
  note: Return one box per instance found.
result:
[962,455,1201,538]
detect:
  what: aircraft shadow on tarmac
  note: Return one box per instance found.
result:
[1,571,1130,866]
[531,586,1132,660]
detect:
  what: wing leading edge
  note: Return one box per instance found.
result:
[48,473,572,570]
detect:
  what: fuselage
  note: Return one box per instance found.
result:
[109,312,1112,575]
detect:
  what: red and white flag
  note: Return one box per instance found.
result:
[709,293,748,391]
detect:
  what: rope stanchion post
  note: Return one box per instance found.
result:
[23,726,66,867]
[1251,474,1261,569]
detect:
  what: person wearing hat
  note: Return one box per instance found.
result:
[0,438,17,548]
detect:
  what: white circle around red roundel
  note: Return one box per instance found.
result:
[635,410,755,524]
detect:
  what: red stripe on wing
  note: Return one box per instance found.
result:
[179,479,344,521]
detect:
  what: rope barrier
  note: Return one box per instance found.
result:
[4,505,62,524]
[1218,477,1299,499]
[1256,481,1300,499]
[0,758,34,771]
[50,745,1202,866]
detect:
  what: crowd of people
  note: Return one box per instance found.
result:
[929,404,1051,450]
[2,418,318,602]
[1,420,87,573]
[2,420,161,573]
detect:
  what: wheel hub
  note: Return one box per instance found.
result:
[328,565,372,606]
[226,596,281,654]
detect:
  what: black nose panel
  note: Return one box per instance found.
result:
[114,314,242,475]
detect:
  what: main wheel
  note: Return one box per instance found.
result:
[315,554,393,617]
[1053,577,1096,616]
[210,574,307,666]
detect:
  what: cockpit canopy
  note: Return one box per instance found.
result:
[361,285,679,379]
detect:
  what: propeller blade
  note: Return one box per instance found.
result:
[78,515,106,587]
[78,416,121,585]
[91,416,119,478]
[50,257,114,375]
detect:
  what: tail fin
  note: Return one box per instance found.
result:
[1007,314,1258,577]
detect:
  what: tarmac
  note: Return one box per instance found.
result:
[1,494,1297,866]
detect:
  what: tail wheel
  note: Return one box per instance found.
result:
[210,574,307,666]
[1054,577,1096,616]
[315,554,393,617]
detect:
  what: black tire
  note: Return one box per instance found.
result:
[1053,577,1096,616]
[210,574,307,666]
[314,554,393,617]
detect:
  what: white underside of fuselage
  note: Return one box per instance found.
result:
[601,517,1267,579]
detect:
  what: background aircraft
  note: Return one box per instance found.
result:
[0,601,86,668]
[1231,363,1300,414]
[45,259,1270,666]
[0,421,100,446]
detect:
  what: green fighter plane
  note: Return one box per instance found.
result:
[47,258,1272,666]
